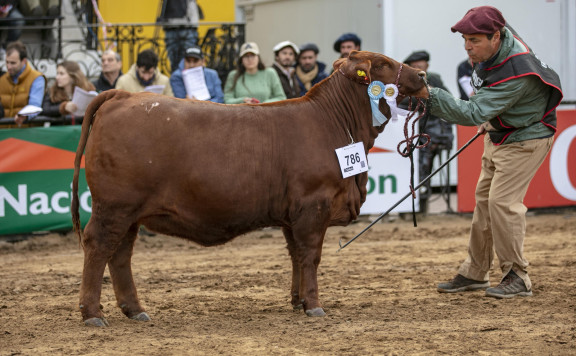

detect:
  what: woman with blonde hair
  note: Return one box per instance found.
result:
[42,60,96,117]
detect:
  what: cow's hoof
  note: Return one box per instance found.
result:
[130,312,151,321]
[305,307,326,317]
[84,317,109,327]
[292,303,303,310]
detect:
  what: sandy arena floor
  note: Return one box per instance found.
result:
[1,211,575,355]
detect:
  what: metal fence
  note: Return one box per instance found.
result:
[2,20,245,83]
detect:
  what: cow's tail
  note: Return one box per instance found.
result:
[71,89,118,246]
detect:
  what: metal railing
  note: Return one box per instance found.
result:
[0,20,244,127]
[1,21,244,82]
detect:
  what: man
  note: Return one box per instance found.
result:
[0,0,25,51]
[333,33,361,58]
[427,6,562,298]
[271,41,299,99]
[116,49,173,96]
[295,42,328,96]
[402,50,453,214]
[169,45,223,102]
[92,49,123,92]
[457,58,474,100]
[158,0,202,73]
[0,41,45,125]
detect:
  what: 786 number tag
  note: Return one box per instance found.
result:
[335,142,368,178]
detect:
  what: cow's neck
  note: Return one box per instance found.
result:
[309,74,383,152]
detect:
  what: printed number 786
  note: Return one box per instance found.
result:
[346,153,361,165]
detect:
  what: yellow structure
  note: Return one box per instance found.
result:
[97,0,236,73]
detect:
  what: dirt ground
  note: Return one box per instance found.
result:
[1,210,575,355]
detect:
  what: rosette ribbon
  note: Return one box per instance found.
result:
[367,81,410,126]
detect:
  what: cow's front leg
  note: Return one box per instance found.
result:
[282,227,302,309]
[291,218,328,317]
[108,224,150,322]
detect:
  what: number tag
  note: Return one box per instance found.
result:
[335,142,368,178]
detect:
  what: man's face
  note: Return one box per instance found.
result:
[184,56,203,70]
[407,60,429,72]
[463,32,501,63]
[101,52,121,74]
[298,50,317,72]
[6,51,25,77]
[276,47,296,67]
[137,66,155,82]
[339,41,360,57]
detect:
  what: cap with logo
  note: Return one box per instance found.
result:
[239,42,260,57]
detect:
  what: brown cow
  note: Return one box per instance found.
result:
[72,51,428,327]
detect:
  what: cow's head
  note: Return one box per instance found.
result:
[334,51,428,98]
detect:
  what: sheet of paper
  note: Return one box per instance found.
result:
[71,86,98,116]
[143,85,165,94]
[18,105,43,116]
[182,67,211,101]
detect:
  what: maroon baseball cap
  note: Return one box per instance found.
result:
[451,6,506,34]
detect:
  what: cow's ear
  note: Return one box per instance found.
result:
[333,58,346,71]
[339,58,372,84]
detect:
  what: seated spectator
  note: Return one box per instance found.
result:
[92,49,123,92]
[271,40,300,99]
[116,49,173,96]
[42,60,95,117]
[295,43,328,96]
[333,33,361,59]
[0,40,45,125]
[224,42,285,104]
[0,1,24,52]
[170,45,223,102]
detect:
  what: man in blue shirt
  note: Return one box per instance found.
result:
[0,41,45,125]
[169,45,223,103]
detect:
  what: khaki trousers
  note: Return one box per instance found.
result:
[458,135,554,290]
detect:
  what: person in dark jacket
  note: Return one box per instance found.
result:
[402,50,454,215]
[0,0,24,49]
[271,41,300,99]
[333,32,361,59]
[158,0,202,73]
[295,43,328,96]
[457,58,474,100]
[92,49,123,92]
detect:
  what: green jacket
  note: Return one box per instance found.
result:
[224,68,286,104]
[429,28,554,144]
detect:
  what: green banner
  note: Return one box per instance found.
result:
[0,126,91,235]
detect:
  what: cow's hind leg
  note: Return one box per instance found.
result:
[108,223,150,322]
[79,217,133,327]
[290,214,329,317]
[282,227,302,310]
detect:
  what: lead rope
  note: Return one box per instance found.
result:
[396,76,431,226]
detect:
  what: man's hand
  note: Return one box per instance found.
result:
[14,115,27,127]
[477,121,496,134]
